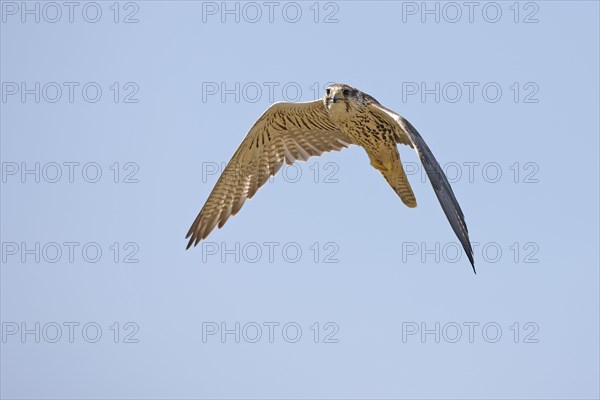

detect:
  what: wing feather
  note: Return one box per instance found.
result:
[186,100,354,248]
[369,104,476,272]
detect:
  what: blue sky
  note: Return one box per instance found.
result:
[1,1,599,398]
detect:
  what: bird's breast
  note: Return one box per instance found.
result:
[334,113,396,149]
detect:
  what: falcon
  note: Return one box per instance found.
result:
[186,83,476,272]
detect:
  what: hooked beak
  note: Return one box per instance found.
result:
[331,91,341,104]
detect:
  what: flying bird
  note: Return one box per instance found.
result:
[186,83,475,272]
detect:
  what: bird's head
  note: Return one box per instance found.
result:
[323,83,379,116]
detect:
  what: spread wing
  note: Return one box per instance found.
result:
[186,100,354,249]
[369,104,475,273]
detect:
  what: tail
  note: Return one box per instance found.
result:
[382,160,417,208]
[368,148,417,208]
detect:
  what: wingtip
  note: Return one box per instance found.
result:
[185,232,197,250]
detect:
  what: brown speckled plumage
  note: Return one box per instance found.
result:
[186,83,475,272]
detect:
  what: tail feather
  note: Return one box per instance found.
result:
[367,147,417,208]
[383,168,417,208]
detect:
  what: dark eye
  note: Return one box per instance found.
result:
[326,88,331,96]
[343,89,350,96]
